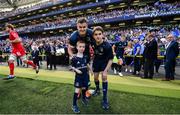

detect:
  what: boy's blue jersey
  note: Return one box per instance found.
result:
[71,56,88,76]
[71,56,89,88]
[93,41,114,62]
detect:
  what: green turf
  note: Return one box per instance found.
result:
[0,66,180,99]
[0,77,180,114]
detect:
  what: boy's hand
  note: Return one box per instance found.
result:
[76,69,82,74]
[90,70,94,76]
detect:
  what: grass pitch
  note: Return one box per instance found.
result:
[0,66,180,114]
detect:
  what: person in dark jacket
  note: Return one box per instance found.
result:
[163,34,179,81]
[143,34,158,79]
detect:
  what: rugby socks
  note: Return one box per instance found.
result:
[82,89,86,99]
[102,81,108,102]
[27,60,36,68]
[95,80,100,90]
[73,93,78,106]
[9,62,14,76]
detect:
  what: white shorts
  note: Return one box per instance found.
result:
[9,54,27,62]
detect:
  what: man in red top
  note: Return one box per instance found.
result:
[4,24,39,80]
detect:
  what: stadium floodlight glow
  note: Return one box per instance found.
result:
[59,30,63,32]
[96,7,101,9]
[39,10,43,13]
[153,19,161,22]
[87,9,91,11]
[76,0,81,3]
[170,21,177,23]
[67,2,72,5]
[136,21,143,24]
[50,31,54,33]
[69,12,73,15]
[45,9,49,11]
[52,7,57,9]
[27,13,31,15]
[17,15,20,18]
[119,5,126,8]
[134,0,139,3]
[59,5,63,8]
[105,24,111,27]
[174,17,180,21]
[120,3,125,5]
[160,0,166,1]
[68,29,73,31]
[119,23,125,26]
[108,5,114,7]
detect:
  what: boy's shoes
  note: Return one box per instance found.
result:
[3,75,15,80]
[72,105,80,113]
[92,89,100,96]
[102,100,109,110]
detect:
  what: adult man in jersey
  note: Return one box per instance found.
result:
[4,24,39,80]
[68,18,95,98]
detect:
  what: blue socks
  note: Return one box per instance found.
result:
[82,89,86,99]
[95,80,100,90]
[102,82,108,102]
[73,93,78,106]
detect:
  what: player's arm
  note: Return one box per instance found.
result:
[112,44,116,55]
[70,57,82,74]
[68,44,75,58]
[104,59,113,72]
[10,37,22,43]
[70,66,82,74]
[87,64,93,76]
[104,45,113,72]
[135,47,140,56]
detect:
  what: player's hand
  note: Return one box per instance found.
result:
[102,70,108,77]
[6,39,10,42]
[69,54,75,60]
[90,70,94,76]
[76,69,82,74]
[113,53,116,56]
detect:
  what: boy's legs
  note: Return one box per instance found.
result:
[72,88,80,113]
[92,72,100,96]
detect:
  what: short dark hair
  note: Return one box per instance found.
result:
[5,23,14,30]
[77,17,88,24]
[93,26,104,35]
[77,40,85,46]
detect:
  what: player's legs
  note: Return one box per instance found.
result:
[21,55,36,68]
[72,88,81,113]
[81,87,89,106]
[92,72,100,96]
[21,55,39,74]
[4,54,16,80]
[101,71,109,110]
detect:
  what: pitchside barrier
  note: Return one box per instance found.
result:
[0,53,180,59]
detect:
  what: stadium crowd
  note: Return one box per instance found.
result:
[0,27,179,73]
[0,0,67,18]
[0,0,180,34]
